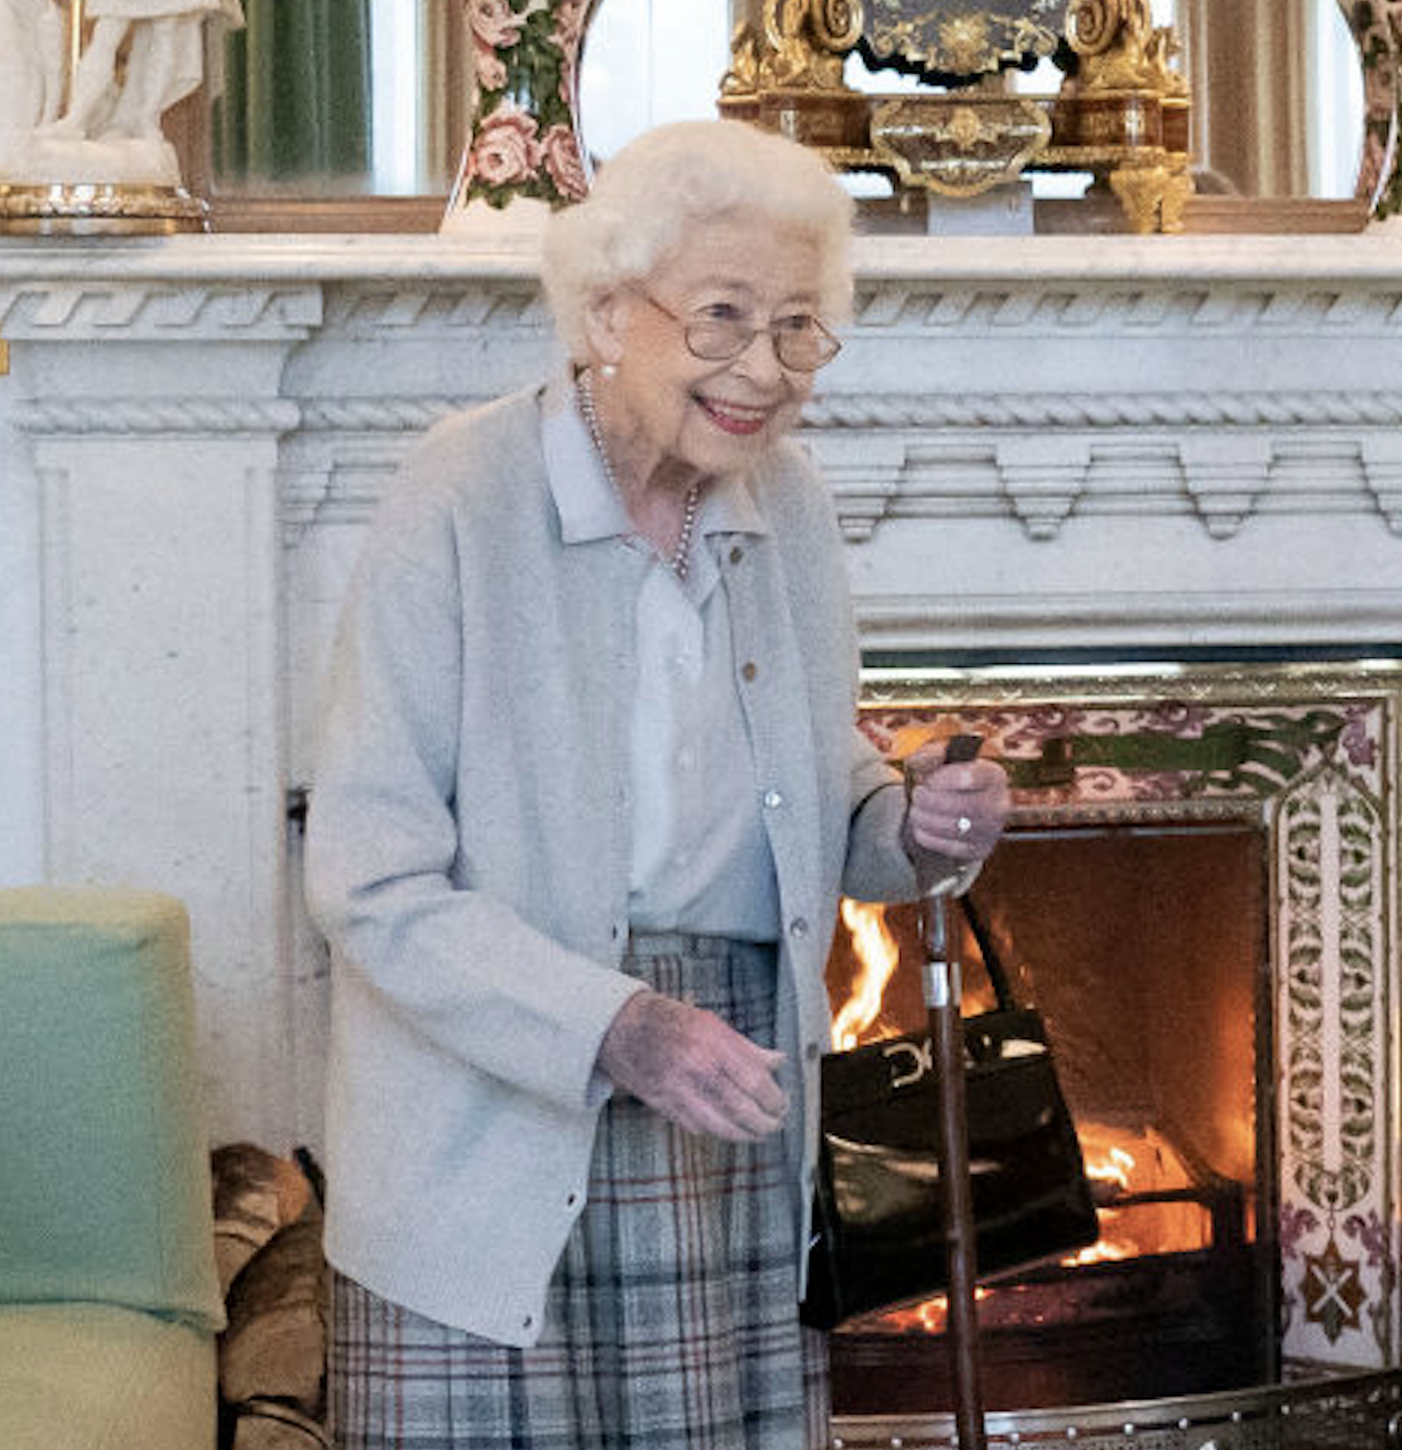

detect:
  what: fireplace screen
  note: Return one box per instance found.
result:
[824,662,1402,1442]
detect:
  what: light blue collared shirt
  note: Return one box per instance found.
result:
[540,377,781,940]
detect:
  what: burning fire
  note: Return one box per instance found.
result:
[831,901,1220,1331]
[831,899,902,1050]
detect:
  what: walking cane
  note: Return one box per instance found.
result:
[911,733,988,1450]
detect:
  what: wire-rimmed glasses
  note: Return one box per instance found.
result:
[640,292,842,372]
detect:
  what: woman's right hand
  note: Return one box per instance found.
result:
[597,990,789,1142]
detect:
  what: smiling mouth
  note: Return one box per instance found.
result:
[698,396,772,437]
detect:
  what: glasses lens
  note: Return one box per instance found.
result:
[685,319,751,362]
[681,315,841,370]
[776,321,840,371]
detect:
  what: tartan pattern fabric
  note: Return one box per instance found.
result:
[329,934,830,1450]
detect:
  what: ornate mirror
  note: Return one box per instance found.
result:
[198,0,1397,231]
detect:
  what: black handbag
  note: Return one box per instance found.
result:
[801,894,1100,1330]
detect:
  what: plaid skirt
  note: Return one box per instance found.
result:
[329,932,830,1450]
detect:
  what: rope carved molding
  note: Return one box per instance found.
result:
[17,398,303,436]
[804,390,1402,429]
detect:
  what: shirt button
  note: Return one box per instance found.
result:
[805,1040,821,1061]
[566,1191,580,1209]
[764,789,784,809]
[523,1314,535,1330]
[729,546,744,565]
[742,661,758,682]
[789,917,809,938]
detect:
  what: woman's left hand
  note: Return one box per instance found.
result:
[902,739,1010,863]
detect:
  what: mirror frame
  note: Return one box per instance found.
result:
[184,1,1402,232]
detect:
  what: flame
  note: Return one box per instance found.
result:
[1086,1144,1136,1195]
[1064,1126,1211,1264]
[832,899,901,1049]
[882,1287,992,1335]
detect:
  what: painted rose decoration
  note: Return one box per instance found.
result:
[458,0,591,209]
[1348,0,1402,216]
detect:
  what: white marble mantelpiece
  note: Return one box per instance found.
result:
[3,228,1402,1158]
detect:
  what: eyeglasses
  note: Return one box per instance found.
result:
[639,292,842,372]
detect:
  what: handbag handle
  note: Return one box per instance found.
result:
[959,893,1019,1014]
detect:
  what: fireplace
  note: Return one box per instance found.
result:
[826,827,1270,1413]
[821,660,1402,1446]
[7,232,1402,1445]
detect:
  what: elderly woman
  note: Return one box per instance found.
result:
[305,118,1009,1450]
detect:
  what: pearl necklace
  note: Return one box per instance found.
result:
[576,370,701,582]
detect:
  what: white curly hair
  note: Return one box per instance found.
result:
[541,119,854,362]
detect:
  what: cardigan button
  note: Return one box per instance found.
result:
[741,661,758,682]
[763,789,784,809]
[729,545,744,565]
[789,917,809,938]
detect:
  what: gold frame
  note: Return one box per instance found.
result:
[720,0,1199,232]
[718,0,1388,235]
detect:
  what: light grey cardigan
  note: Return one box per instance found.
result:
[304,382,921,1346]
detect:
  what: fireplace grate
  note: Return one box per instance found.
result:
[828,1367,1402,1448]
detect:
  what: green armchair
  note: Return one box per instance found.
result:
[0,888,224,1450]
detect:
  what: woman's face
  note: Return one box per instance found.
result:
[599,214,829,486]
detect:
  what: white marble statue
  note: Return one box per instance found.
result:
[0,0,65,135]
[43,0,244,142]
[2,0,244,187]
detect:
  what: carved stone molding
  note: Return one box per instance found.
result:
[321,285,549,333]
[1178,436,1273,540]
[819,431,1392,544]
[854,587,1402,651]
[0,283,321,341]
[806,391,1402,430]
[849,283,1402,334]
[297,396,468,432]
[1361,437,1402,535]
[18,397,303,437]
[281,461,399,535]
[997,436,1092,540]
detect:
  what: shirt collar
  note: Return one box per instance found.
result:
[541,373,631,546]
[540,371,773,550]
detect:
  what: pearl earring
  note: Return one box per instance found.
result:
[600,363,617,380]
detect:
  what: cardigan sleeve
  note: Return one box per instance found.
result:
[840,733,921,903]
[303,468,643,1116]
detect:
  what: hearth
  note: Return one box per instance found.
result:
[826,824,1270,1414]
[825,661,1402,1447]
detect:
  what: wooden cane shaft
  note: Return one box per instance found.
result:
[931,956,988,1448]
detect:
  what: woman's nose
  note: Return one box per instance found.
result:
[731,326,789,386]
